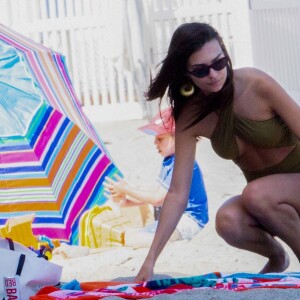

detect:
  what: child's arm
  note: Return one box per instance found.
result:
[104,175,166,207]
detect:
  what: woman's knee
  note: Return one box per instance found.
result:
[215,207,242,243]
[242,181,270,214]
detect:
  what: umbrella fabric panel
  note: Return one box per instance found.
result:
[0,24,122,245]
[0,104,120,244]
[0,40,43,136]
[0,24,104,150]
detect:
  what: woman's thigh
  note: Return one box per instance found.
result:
[216,173,300,232]
[243,173,300,212]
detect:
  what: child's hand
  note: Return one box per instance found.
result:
[104,175,142,206]
[104,175,128,206]
[104,175,128,194]
[103,189,128,206]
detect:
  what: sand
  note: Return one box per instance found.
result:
[51,118,300,299]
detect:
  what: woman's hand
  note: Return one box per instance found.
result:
[134,259,155,282]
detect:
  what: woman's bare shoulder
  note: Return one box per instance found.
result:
[234,67,277,94]
[233,67,291,117]
[176,103,218,139]
[234,67,270,82]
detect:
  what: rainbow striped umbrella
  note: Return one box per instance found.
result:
[0,24,121,245]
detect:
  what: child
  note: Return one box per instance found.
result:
[104,107,208,247]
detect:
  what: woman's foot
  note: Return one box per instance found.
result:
[259,251,290,273]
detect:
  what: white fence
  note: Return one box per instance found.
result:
[249,0,300,103]
[146,0,252,66]
[144,0,253,114]
[0,0,300,120]
[1,0,148,121]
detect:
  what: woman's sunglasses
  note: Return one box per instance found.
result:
[187,57,228,78]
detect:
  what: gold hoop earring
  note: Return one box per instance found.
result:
[180,83,195,97]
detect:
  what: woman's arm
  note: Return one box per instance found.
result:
[135,123,198,282]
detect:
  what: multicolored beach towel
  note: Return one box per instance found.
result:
[30,272,300,299]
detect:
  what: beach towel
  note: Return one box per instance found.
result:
[30,272,300,299]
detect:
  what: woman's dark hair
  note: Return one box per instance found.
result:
[145,22,234,128]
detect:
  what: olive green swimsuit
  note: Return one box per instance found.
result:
[210,102,300,182]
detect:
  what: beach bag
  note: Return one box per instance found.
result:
[0,237,62,300]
